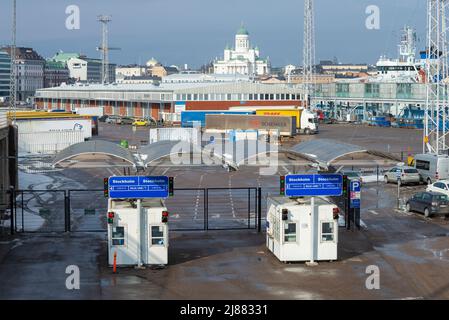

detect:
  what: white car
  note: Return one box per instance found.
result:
[426,180,449,197]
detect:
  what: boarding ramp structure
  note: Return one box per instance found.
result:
[52,140,139,169]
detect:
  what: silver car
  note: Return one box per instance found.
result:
[384,166,421,185]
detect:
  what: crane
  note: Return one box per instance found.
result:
[97,15,120,84]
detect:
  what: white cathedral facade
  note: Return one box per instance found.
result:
[213,25,271,76]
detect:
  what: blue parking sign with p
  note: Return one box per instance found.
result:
[350,180,361,192]
[349,180,361,209]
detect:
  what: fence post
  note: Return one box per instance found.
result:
[257,187,262,233]
[65,191,71,232]
[205,189,209,231]
[377,165,379,184]
[9,187,15,235]
[203,189,207,231]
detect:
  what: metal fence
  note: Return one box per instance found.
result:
[67,190,108,232]
[12,190,66,233]
[8,187,262,234]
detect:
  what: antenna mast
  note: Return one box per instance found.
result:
[424,0,449,154]
[98,15,112,84]
[9,0,17,122]
[303,0,315,109]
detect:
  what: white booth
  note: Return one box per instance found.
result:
[107,198,169,266]
[266,196,339,263]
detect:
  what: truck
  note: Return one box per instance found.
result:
[181,110,254,127]
[255,108,318,134]
[205,114,297,137]
[414,153,449,184]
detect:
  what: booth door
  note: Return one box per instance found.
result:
[148,225,168,265]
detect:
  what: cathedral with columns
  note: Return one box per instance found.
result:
[213,25,271,76]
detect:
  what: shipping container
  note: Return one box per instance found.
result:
[205,114,297,137]
[255,108,318,134]
[74,107,104,117]
[15,119,92,140]
[19,130,85,154]
[181,110,254,127]
[11,111,94,139]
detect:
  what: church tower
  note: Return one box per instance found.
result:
[235,24,249,52]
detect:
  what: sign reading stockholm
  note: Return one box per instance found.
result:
[285,174,343,197]
[108,176,169,199]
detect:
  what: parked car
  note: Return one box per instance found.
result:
[406,191,449,217]
[384,166,421,185]
[341,170,363,182]
[132,119,149,127]
[426,180,449,197]
[105,115,120,124]
[98,115,109,122]
[119,117,134,125]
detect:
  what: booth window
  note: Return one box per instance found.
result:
[112,226,125,246]
[321,222,334,242]
[151,226,165,245]
[284,223,297,243]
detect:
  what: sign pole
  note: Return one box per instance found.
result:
[397,181,400,210]
[137,199,143,268]
[307,196,318,266]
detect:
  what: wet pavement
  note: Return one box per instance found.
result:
[1,123,449,299]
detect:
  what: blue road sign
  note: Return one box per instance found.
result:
[108,176,169,199]
[285,174,343,197]
[349,180,361,209]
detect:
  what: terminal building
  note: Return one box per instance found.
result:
[34,82,303,120]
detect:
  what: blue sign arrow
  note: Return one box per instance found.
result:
[108,176,169,199]
[285,174,343,197]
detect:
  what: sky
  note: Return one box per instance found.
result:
[0,0,426,68]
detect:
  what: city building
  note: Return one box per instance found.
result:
[317,61,369,79]
[144,58,179,78]
[116,65,148,82]
[119,75,160,84]
[0,51,10,99]
[213,25,270,76]
[288,73,336,84]
[162,72,251,83]
[44,60,70,88]
[1,47,44,101]
[34,82,303,120]
[52,52,116,83]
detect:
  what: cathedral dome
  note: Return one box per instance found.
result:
[236,25,249,36]
[146,57,160,67]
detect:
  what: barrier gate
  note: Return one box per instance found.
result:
[7,187,262,234]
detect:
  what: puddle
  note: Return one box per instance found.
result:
[101,275,146,287]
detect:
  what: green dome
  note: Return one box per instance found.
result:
[237,25,249,35]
